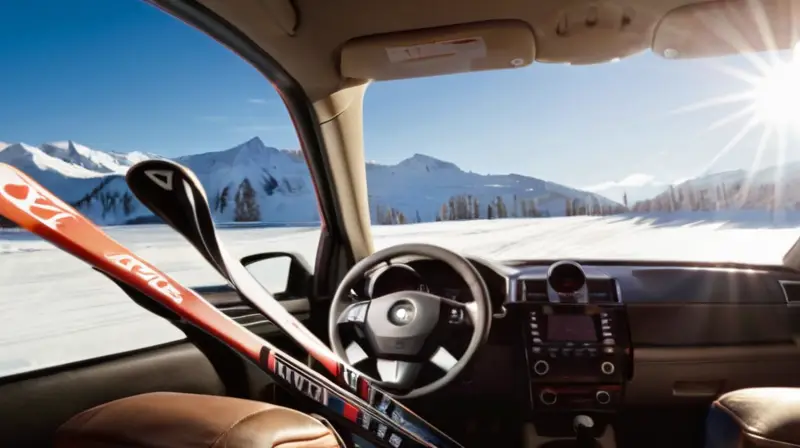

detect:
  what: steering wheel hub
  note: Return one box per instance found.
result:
[388,300,416,326]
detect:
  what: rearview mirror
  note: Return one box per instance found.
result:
[241,252,313,299]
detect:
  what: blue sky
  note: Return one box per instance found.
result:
[0,0,796,196]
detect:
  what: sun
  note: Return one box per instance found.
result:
[669,41,800,181]
[752,43,800,127]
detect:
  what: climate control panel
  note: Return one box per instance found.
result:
[530,384,623,411]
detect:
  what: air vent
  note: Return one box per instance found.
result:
[194,286,273,329]
[586,278,620,303]
[520,279,549,302]
[780,281,800,304]
[221,304,271,327]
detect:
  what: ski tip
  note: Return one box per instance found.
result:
[126,159,208,200]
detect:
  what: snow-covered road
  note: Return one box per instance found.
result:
[2,214,800,377]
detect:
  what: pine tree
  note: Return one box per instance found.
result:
[513,194,519,217]
[234,179,261,221]
[218,186,230,214]
[495,196,508,218]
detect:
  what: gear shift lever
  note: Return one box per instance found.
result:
[573,415,596,448]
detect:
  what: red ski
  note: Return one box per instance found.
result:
[0,163,453,448]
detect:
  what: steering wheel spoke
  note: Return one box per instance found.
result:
[344,340,370,365]
[429,346,459,372]
[376,359,423,389]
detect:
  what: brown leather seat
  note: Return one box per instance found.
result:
[706,388,800,448]
[54,392,342,448]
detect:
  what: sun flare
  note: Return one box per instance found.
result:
[752,43,800,127]
[672,40,800,190]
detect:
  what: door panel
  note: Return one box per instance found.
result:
[0,286,314,447]
[0,343,223,447]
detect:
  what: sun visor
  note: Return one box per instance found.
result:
[653,0,800,59]
[340,21,535,81]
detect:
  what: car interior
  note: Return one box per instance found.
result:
[3,0,800,447]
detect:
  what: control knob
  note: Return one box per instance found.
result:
[533,360,550,376]
[540,389,557,405]
[601,361,615,375]
[596,390,611,405]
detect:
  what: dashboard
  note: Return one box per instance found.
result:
[362,255,800,418]
[365,258,507,305]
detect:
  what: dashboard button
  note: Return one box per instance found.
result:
[447,307,466,324]
[596,390,611,405]
[601,362,615,375]
[603,338,615,346]
[533,360,550,376]
[540,389,557,405]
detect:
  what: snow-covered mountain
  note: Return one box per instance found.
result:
[0,137,621,226]
[366,154,621,223]
[632,162,800,213]
[39,141,154,174]
[175,138,318,223]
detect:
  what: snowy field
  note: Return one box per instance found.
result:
[2,213,800,377]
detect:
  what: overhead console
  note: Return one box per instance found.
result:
[509,261,632,414]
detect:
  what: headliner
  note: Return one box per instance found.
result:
[197,0,716,101]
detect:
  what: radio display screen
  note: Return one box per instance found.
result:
[547,315,597,342]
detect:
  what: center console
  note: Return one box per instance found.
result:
[512,261,632,447]
[525,303,630,411]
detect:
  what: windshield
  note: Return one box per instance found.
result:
[1,0,799,378]
[363,46,800,265]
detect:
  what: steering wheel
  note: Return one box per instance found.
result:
[328,243,492,398]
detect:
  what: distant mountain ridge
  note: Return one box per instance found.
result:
[0,137,622,226]
[632,162,800,213]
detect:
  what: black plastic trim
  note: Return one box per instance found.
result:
[0,338,186,386]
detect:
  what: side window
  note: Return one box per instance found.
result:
[0,1,320,377]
